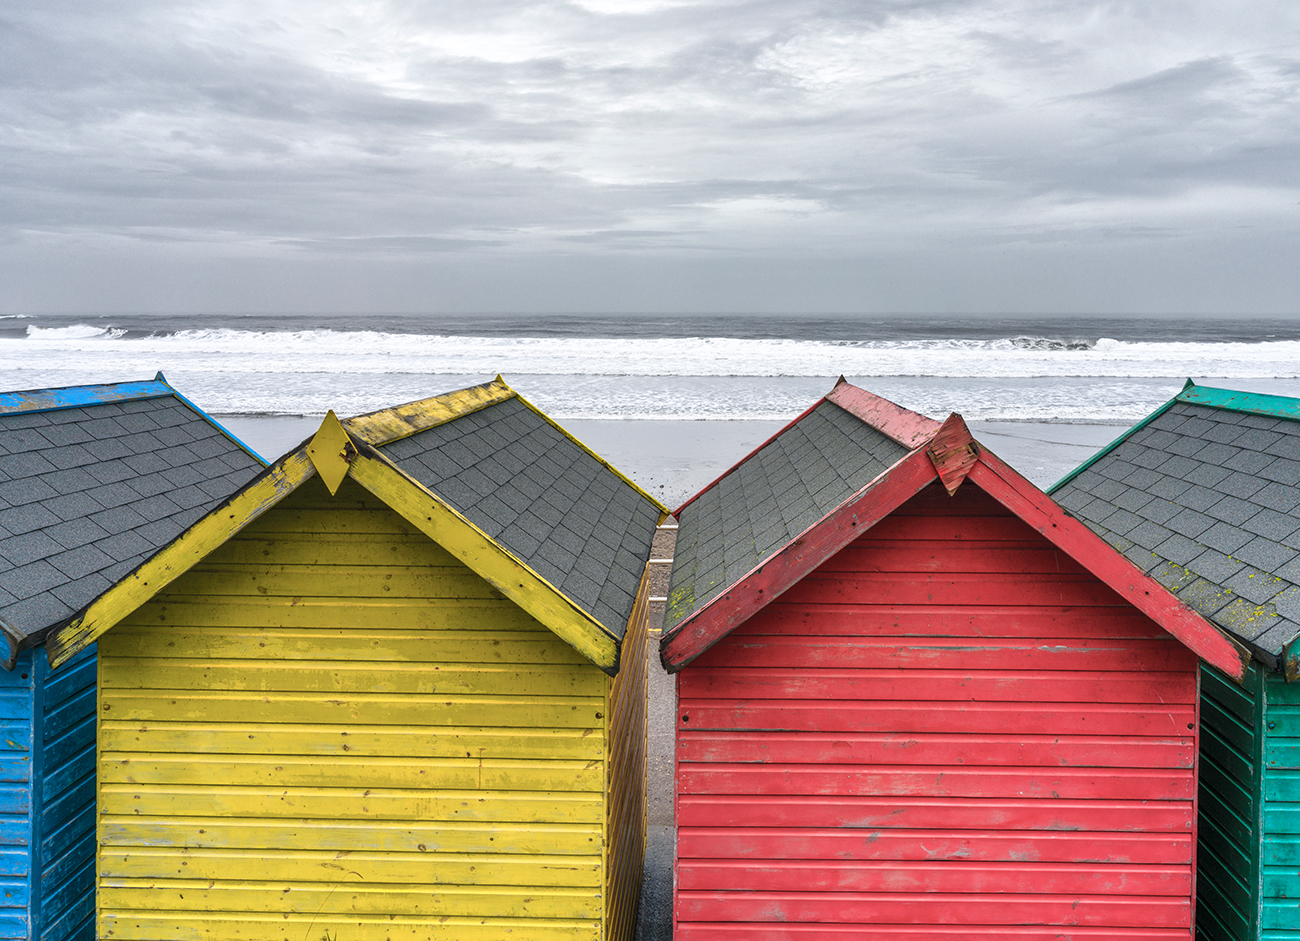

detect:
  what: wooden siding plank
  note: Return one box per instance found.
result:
[678,699,1196,735]
[101,818,601,856]
[679,667,1198,704]
[678,731,1192,768]
[675,927,1191,941]
[100,723,604,760]
[99,912,602,940]
[677,764,1192,800]
[101,848,603,886]
[778,571,1142,608]
[677,828,1190,863]
[101,754,604,791]
[699,634,1196,672]
[677,859,1191,895]
[103,627,585,663]
[101,786,605,822]
[99,882,603,919]
[99,658,606,697]
[675,891,1190,927]
[677,795,1194,831]
[734,605,1171,639]
[100,690,604,728]
[117,600,557,634]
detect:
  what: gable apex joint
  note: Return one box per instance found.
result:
[927,413,979,495]
[308,411,358,495]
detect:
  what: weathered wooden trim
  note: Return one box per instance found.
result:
[970,452,1250,682]
[305,410,355,495]
[0,376,171,414]
[1284,633,1299,684]
[511,390,669,514]
[347,449,622,673]
[1179,382,1300,421]
[660,448,939,672]
[826,376,941,448]
[47,451,319,668]
[341,376,516,446]
[926,412,979,494]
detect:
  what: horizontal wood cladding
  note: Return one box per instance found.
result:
[98,479,610,941]
[1261,673,1300,938]
[603,564,650,941]
[1196,662,1261,941]
[674,928,1193,941]
[675,483,1198,937]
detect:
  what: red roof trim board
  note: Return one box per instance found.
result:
[967,451,1251,681]
[661,394,1250,682]
[662,446,937,669]
[825,376,941,448]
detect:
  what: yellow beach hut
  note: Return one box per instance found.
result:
[47,378,666,941]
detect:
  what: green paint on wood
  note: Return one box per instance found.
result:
[1179,385,1300,423]
[1198,661,1264,941]
[1260,673,1300,938]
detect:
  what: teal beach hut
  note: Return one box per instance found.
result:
[0,375,263,940]
[1053,381,1300,941]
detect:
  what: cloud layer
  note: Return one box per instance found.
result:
[2,0,1298,311]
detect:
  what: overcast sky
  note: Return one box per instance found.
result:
[2,0,1298,314]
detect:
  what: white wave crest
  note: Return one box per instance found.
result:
[25,324,126,340]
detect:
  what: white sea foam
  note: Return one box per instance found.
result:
[2,323,1298,421]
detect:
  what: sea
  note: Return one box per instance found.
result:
[3,312,1299,424]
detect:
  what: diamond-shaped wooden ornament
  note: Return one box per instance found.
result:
[307,410,355,495]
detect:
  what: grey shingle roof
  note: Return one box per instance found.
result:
[0,387,264,654]
[377,396,662,639]
[1054,399,1300,663]
[667,399,911,628]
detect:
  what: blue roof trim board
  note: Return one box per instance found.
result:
[0,375,266,667]
[0,372,263,464]
[1052,381,1300,680]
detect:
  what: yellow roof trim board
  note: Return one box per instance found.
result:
[47,450,318,668]
[48,390,640,674]
[342,376,516,447]
[511,388,669,514]
[346,448,621,673]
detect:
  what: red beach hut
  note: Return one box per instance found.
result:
[660,379,1249,940]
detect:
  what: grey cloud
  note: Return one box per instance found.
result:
[1,0,1298,311]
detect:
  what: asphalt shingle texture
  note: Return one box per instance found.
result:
[666,400,911,629]
[1055,400,1300,659]
[0,396,263,644]
[378,397,661,639]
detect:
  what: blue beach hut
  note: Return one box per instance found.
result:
[0,375,264,941]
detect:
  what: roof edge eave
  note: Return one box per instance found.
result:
[45,447,320,669]
[345,445,625,674]
[660,445,939,672]
[970,451,1250,683]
